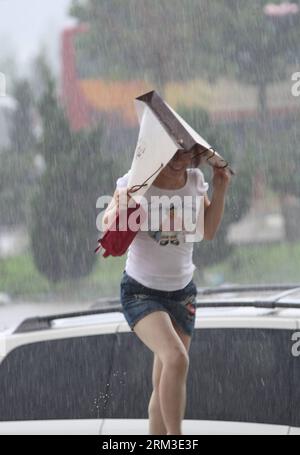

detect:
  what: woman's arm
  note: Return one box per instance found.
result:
[101,188,131,230]
[101,189,118,231]
[102,172,131,230]
[203,167,231,241]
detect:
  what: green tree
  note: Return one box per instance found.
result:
[177,106,252,270]
[70,0,209,92]
[265,114,300,241]
[30,70,116,282]
[203,1,300,124]
[10,79,36,154]
[0,149,35,226]
[266,115,300,198]
[37,74,72,167]
[70,0,300,114]
[0,76,37,227]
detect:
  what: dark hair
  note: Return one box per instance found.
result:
[190,154,202,168]
[189,145,204,168]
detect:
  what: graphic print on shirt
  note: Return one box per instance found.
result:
[116,168,208,246]
[147,200,197,246]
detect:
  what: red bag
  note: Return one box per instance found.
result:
[94,204,146,257]
[95,165,163,258]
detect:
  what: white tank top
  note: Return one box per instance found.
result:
[116,168,209,291]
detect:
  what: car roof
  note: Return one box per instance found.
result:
[12,284,300,334]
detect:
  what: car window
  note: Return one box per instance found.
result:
[186,328,295,426]
[0,334,116,421]
[105,332,152,419]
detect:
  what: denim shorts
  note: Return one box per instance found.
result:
[120,271,198,337]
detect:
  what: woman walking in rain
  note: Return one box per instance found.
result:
[102,148,231,435]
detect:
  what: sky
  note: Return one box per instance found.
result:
[0,0,73,79]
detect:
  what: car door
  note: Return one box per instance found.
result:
[100,328,153,435]
[184,326,294,434]
[101,323,295,435]
[0,331,117,434]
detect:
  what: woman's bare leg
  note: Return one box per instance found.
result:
[133,311,190,435]
[167,321,192,432]
[148,321,192,435]
[148,354,167,434]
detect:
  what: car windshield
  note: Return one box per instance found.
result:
[0,1,300,320]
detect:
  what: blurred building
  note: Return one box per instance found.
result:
[60,24,300,134]
[60,24,151,132]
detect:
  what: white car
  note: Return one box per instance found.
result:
[0,284,300,435]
